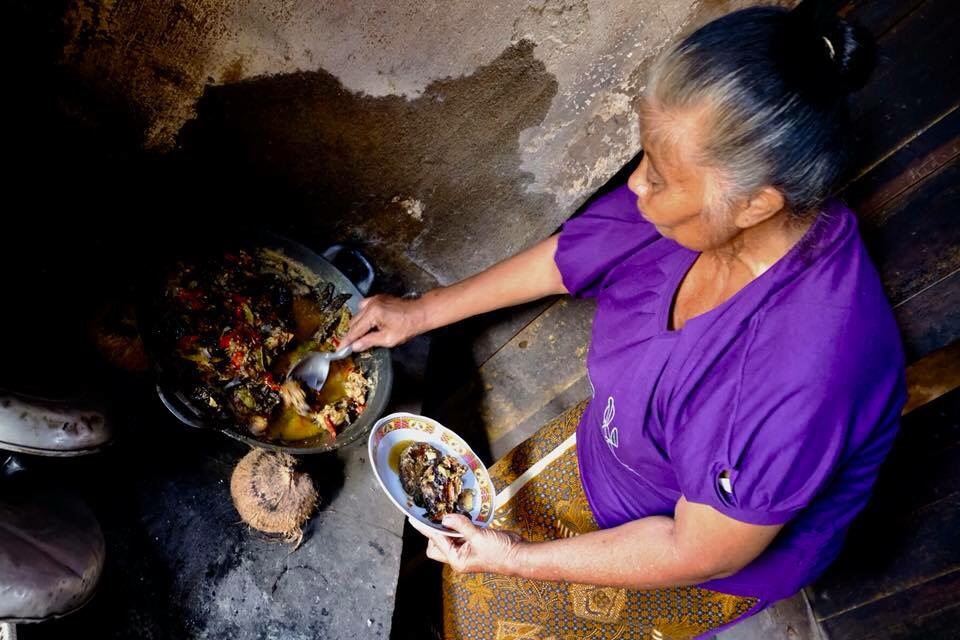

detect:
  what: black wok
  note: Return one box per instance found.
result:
[143,234,392,455]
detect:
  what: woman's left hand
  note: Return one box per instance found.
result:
[408,514,526,575]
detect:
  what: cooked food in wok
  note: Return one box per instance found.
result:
[152,249,369,441]
[398,442,475,522]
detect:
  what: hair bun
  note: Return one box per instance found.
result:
[786,0,877,96]
[819,18,876,91]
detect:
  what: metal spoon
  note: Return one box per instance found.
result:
[288,345,354,392]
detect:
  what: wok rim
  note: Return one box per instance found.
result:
[149,231,394,455]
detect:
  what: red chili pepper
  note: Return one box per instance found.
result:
[219,334,232,350]
[229,295,249,316]
[262,373,281,391]
[322,416,337,439]
[330,337,340,348]
[231,350,246,369]
[177,289,205,310]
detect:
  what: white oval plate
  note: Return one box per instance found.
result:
[368,412,495,537]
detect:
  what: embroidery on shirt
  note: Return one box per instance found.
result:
[596,393,662,484]
[601,396,619,449]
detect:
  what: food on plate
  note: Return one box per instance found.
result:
[230,448,318,544]
[152,249,369,441]
[398,442,475,522]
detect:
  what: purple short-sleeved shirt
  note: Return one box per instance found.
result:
[555,184,906,605]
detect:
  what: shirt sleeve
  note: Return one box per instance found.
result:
[671,305,905,527]
[555,183,663,298]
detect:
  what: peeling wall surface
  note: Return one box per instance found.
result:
[60,0,767,287]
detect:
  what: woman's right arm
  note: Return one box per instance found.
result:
[342,234,567,351]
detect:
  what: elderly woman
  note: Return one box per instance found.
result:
[345,2,905,638]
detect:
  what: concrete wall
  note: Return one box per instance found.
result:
[60,0,776,288]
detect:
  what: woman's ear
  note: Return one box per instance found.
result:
[734,186,785,229]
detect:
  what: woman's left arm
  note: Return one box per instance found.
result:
[412,497,782,589]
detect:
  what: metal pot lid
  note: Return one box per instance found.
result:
[0,391,111,457]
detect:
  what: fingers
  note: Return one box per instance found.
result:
[343,294,423,351]
[425,539,449,564]
[351,334,374,353]
[441,514,478,540]
[343,309,378,348]
[344,296,400,351]
[409,517,456,564]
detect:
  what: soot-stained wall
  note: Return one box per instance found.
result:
[58,0,777,289]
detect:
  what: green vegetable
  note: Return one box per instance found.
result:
[236,387,257,410]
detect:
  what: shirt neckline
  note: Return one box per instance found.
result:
[656,206,838,335]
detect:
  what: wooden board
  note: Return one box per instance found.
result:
[473,297,595,446]
[820,569,960,640]
[827,0,927,38]
[809,390,960,620]
[857,154,960,359]
[869,390,960,516]
[845,0,960,179]
[811,490,960,621]
[842,105,960,220]
[490,373,592,459]
[468,297,558,367]
[893,269,960,361]
[426,296,594,460]
[903,341,960,415]
[867,156,960,303]
[422,296,594,463]
[876,604,960,640]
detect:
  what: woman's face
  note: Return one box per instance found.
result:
[627,104,737,251]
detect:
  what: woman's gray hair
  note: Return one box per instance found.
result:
[644,3,875,218]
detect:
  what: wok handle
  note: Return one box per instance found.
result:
[321,244,375,296]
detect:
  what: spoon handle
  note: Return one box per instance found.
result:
[332,344,353,360]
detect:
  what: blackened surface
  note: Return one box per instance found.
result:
[176,40,559,288]
[12,365,412,640]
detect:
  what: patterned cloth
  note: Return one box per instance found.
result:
[442,401,759,640]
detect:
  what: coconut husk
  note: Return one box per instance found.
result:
[89,302,150,372]
[230,448,319,545]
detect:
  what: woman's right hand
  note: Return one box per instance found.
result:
[342,235,564,352]
[342,294,429,352]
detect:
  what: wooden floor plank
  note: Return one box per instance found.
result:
[489,373,592,459]
[423,296,594,462]
[846,0,960,179]
[469,297,558,367]
[843,104,960,220]
[864,156,960,306]
[811,491,960,622]
[827,0,927,38]
[820,569,960,640]
[893,268,960,361]
[474,297,594,445]
[903,340,960,415]
[810,391,960,620]
[868,391,960,519]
